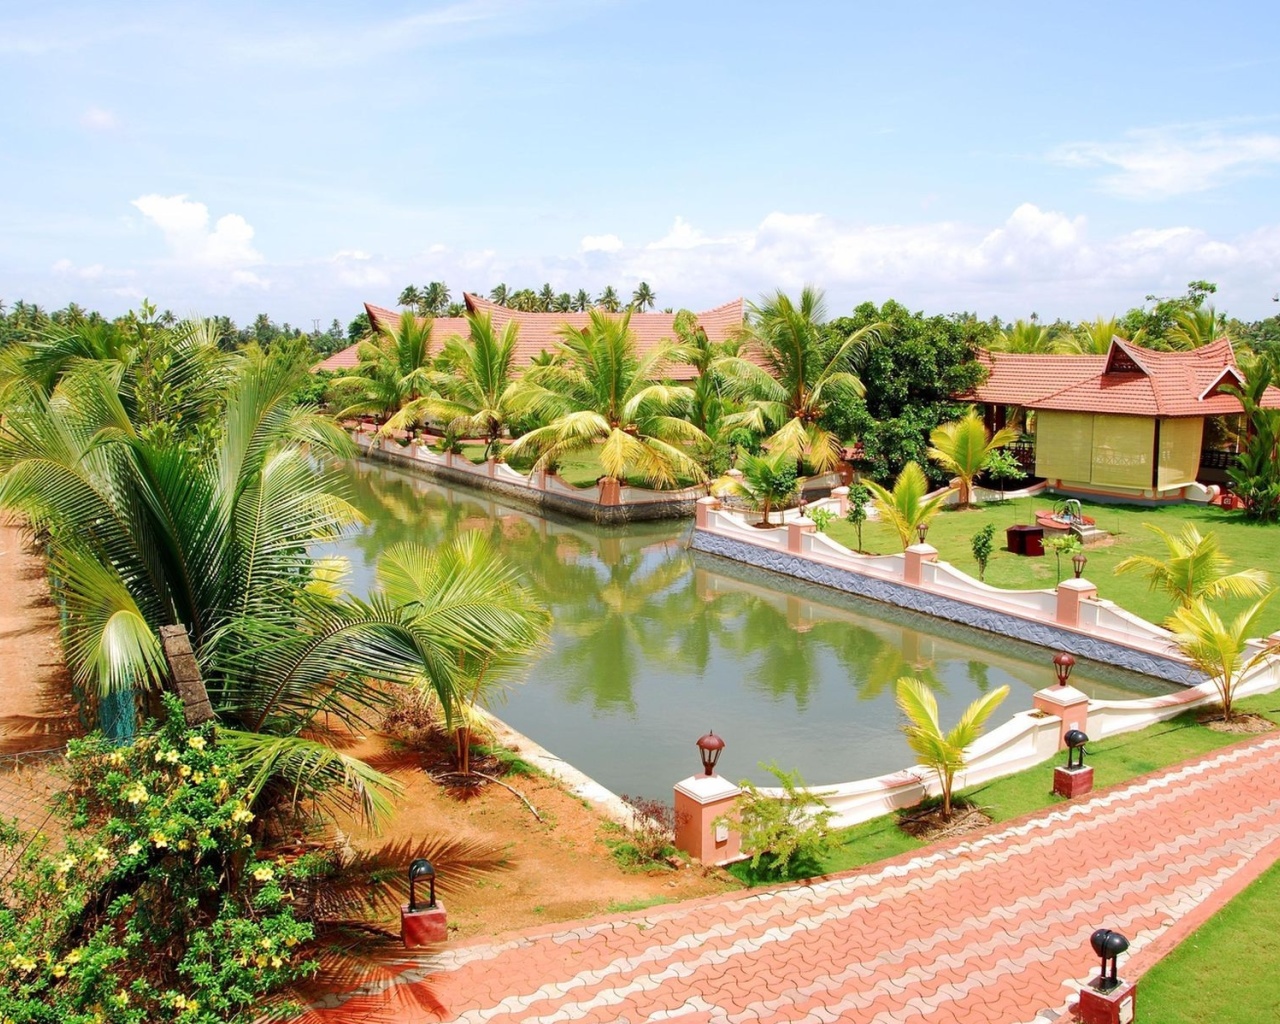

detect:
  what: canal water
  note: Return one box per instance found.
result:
[327,459,1177,802]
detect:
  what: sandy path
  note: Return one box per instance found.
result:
[0,518,79,755]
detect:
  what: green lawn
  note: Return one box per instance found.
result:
[1139,857,1280,1023]
[728,694,1280,885]
[824,496,1280,635]
[455,444,701,490]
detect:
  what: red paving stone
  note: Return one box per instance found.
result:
[305,736,1280,1024]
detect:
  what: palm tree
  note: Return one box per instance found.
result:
[422,281,451,316]
[718,451,797,526]
[865,461,951,550]
[1166,596,1274,722]
[397,285,422,310]
[572,289,592,313]
[895,676,1009,818]
[993,319,1057,353]
[489,283,511,306]
[1114,525,1268,606]
[0,345,548,819]
[632,281,656,312]
[504,309,708,488]
[432,311,525,459]
[1168,306,1227,350]
[927,407,1018,507]
[718,287,881,473]
[331,310,436,432]
[554,292,573,313]
[597,286,621,313]
[1063,317,1130,355]
[538,283,556,311]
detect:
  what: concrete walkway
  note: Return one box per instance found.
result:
[311,735,1280,1024]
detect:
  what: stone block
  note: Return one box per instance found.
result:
[1053,764,1094,799]
[401,901,448,948]
[1078,978,1136,1024]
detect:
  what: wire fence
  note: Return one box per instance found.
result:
[0,745,67,886]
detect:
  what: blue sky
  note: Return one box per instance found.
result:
[4,1,1280,328]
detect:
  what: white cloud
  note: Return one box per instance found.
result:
[80,106,118,132]
[131,194,266,287]
[329,249,388,288]
[52,258,106,280]
[1051,126,1280,199]
[580,233,623,253]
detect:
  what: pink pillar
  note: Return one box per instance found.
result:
[695,495,720,528]
[787,519,816,552]
[598,477,622,506]
[673,774,742,866]
[532,467,547,491]
[903,543,938,585]
[831,485,850,516]
[1056,578,1098,627]
[1034,683,1091,750]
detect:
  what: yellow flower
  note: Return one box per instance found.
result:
[252,865,275,882]
[231,806,254,824]
[51,963,67,978]
[191,771,205,784]
[242,834,253,846]
[260,937,273,949]
[123,782,148,805]
[187,735,207,751]
[150,832,169,849]
[10,955,35,973]
[177,839,190,850]
[93,846,109,863]
[65,949,82,964]
[284,935,298,947]
[254,954,267,967]
[178,764,192,778]
[126,842,141,856]
[55,853,77,874]
[270,955,283,968]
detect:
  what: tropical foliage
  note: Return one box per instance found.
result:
[719,287,881,473]
[330,309,436,432]
[1114,525,1268,606]
[865,461,951,550]
[895,676,1009,818]
[716,451,798,526]
[504,309,708,487]
[718,762,835,880]
[1165,596,1275,722]
[432,311,525,459]
[1226,369,1280,523]
[926,407,1017,507]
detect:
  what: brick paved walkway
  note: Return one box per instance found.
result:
[310,735,1280,1024]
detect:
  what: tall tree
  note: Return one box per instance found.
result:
[538,283,556,311]
[597,286,621,313]
[993,319,1057,353]
[504,309,708,487]
[398,284,423,310]
[488,283,511,306]
[631,281,656,311]
[718,287,881,473]
[433,311,525,459]
[572,289,592,313]
[331,310,436,431]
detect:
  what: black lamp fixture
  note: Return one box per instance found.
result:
[1053,651,1076,687]
[916,522,929,544]
[696,730,725,777]
[408,857,437,911]
[1072,552,1088,579]
[1089,928,1130,992]
[1064,729,1088,770]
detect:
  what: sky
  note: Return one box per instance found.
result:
[3,0,1280,329]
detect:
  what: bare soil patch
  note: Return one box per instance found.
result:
[328,725,740,942]
[897,803,993,844]
[1202,712,1275,735]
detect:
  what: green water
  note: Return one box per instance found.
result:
[327,459,1178,802]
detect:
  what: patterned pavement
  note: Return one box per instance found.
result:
[310,735,1280,1024]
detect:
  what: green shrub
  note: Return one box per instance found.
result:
[971,522,996,581]
[810,508,835,533]
[718,762,835,881]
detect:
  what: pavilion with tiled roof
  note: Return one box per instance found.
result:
[967,337,1280,500]
[314,293,745,378]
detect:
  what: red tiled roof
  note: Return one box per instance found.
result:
[313,296,745,378]
[969,337,1280,418]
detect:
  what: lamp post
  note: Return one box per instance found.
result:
[1053,651,1076,687]
[696,731,725,777]
[1064,729,1088,769]
[1090,928,1130,991]
[1073,552,1088,579]
[1079,928,1136,1024]
[916,522,929,544]
[408,858,437,911]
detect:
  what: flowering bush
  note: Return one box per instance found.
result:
[0,697,315,1023]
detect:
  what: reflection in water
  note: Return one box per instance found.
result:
[327,459,1178,801]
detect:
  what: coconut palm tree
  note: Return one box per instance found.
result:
[422,281,451,316]
[398,284,423,310]
[865,461,951,550]
[489,283,511,306]
[993,319,1057,353]
[895,676,1009,818]
[597,286,622,313]
[538,283,556,311]
[717,451,797,526]
[432,311,525,460]
[331,310,436,432]
[1168,306,1228,350]
[1063,317,1135,355]
[503,309,708,488]
[632,281,656,312]
[927,407,1018,507]
[554,292,573,313]
[1165,596,1274,722]
[0,345,548,819]
[1114,525,1268,606]
[572,289,592,313]
[718,287,880,474]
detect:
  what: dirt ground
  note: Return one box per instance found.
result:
[0,521,736,940]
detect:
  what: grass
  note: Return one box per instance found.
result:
[473,743,542,778]
[1139,858,1280,1023]
[728,693,1280,885]
[605,896,674,914]
[824,495,1280,634]
[454,444,701,490]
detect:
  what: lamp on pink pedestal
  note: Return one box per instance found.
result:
[1053,651,1076,686]
[696,730,725,776]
